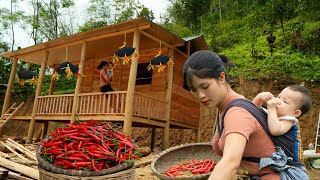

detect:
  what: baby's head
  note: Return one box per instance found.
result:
[277,85,312,118]
[108,61,114,69]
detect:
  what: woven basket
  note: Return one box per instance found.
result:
[38,166,135,180]
[36,144,134,177]
[151,142,221,180]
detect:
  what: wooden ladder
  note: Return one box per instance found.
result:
[314,111,320,151]
[0,102,24,136]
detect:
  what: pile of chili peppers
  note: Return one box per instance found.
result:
[39,120,139,172]
[163,159,216,177]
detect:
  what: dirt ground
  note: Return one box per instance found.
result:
[2,77,320,179]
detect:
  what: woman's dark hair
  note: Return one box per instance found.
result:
[97,61,109,70]
[183,50,231,90]
[288,85,312,117]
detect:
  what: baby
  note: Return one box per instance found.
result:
[253,85,312,136]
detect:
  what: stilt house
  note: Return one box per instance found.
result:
[0,18,208,149]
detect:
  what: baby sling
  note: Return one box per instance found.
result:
[216,98,302,167]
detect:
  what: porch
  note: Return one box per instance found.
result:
[8,91,196,129]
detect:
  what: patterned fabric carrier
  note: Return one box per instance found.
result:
[217,98,303,167]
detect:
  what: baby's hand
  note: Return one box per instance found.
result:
[257,92,274,102]
[267,98,278,110]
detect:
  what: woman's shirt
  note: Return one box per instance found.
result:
[212,94,280,180]
[100,69,109,86]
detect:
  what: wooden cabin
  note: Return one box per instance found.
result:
[0,18,208,149]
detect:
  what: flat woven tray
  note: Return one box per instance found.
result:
[39,166,135,180]
[36,144,134,177]
[151,142,221,180]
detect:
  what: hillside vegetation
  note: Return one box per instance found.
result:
[0,0,319,97]
[164,0,320,82]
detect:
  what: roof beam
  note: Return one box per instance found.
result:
[140,31,187,57]
[1,24,151,60]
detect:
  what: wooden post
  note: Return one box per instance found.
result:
[119,61,123,90]
[162,48,174,150]
[26,51,48,144]
[1,58,18,116]
[123,29,140,136]
[196,128,201,142]
[151,127,156,151]
[41,121,49,139]
[71,41,87,122]
[49,74,56,95]
[186,41,191,57]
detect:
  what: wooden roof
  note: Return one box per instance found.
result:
[0,18,185,66]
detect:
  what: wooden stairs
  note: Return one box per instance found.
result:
[0,102,24,137]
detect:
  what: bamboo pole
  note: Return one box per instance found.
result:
[119,60,123,90]
[123,29,140,136]
[151,127,156,151]
[26,51,48,144]
[0,156,39,179]
[162,48,174,150]
[71,41,87,122]
[0,142,29,162]
[48,73,55,95]
[2,58,18,116]
[7,138,36,160]
[41,121,49,139]
[186,41,191,56]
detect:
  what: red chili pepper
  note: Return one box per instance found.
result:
[56,150,76,158]
[88,152,106,159]
[79,152,90,161]
[69,136,90,141]
[116,149,121,159]
[77,141,83,151]
[91,159,99,172]
[73,161,91,167]
[85,132,100,141]
[61,159,75,168]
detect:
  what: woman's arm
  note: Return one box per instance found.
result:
[267,99,294,136]
[209,133,247,180]
[101,71,111,84]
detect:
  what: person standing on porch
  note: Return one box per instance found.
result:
[98,61,115,113]
[98,61,114,93]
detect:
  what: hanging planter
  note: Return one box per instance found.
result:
[150,55,170,65]
[56,62,79,75]
[29,76,39,87]
[17,70,37,80]
[113,32,139,65]
[147,41,172,73]
[15,61,39,87]
[115,46,136,57]
[53,47,83,80]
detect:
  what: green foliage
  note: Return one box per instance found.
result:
[166,0,212,33]
[41,74,76,96]
[0,58,11,84]
[79,0,153,32]
[161,23,193,38]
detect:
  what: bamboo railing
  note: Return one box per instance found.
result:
[133,92,166,121]
[35,91,166,121]
[36,94,74,115]
[77,91,127,114]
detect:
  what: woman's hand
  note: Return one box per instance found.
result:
[209,133,247,180]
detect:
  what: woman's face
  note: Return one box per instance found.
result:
[189,74,226,108]
[102,64,108,70]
